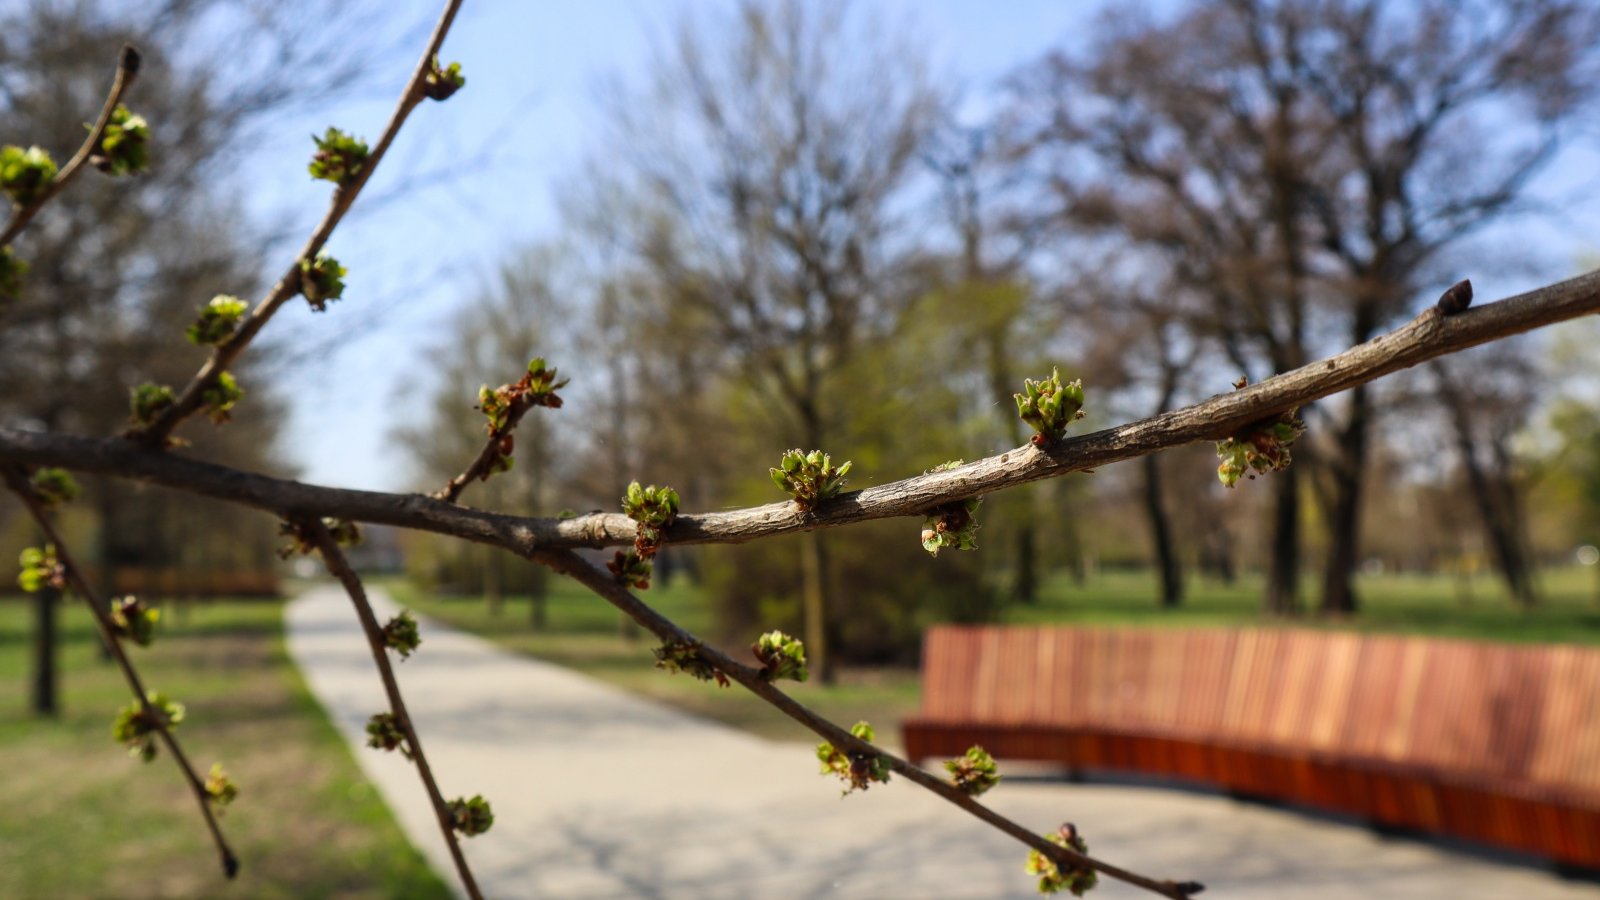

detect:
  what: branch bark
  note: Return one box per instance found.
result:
[532,547,1202,899]
[296,516,484,900]
[7,267,1597,555]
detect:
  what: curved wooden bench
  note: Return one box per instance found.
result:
[902,625,1600,867]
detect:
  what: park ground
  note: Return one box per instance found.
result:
[289,583,1600,899]
[387,565,1600,741]
[0,598,449,899]
[2,566,1598,895]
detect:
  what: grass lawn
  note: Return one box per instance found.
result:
[1014,565,1600,644]
[0,595,450,900]
[387,565,1600,746]
[385,578,922,745]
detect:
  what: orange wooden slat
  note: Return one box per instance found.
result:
[907,623,1600,865]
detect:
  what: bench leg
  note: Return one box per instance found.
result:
[1553,862,1600,884]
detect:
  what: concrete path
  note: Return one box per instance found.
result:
[286,586,1598,899]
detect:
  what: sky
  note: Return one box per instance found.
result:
[250,0,1100,492]
[237,1,1600,494]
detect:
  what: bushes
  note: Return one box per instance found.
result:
[702,519,996,666]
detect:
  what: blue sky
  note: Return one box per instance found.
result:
[244,1,1600,493]
[251,1,1100,491]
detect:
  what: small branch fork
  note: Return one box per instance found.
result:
[132,0,465,447]
[436,377,546,503]
[0,44,142,247]
[438,423,521,503]
[294,516,484,900]
[1,465,238,880]
[534,548,1202,899]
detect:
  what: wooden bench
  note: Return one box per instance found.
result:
[902,625,1600,868]
[110,567,281,598]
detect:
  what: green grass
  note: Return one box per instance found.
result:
[0,596,451,900]
[1012,565,1600,644]
[387,566,1600,747]
[385,578,921,745]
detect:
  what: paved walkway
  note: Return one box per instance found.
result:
[286,586,1599,899]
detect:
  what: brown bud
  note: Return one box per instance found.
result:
[1436,279,1472,316]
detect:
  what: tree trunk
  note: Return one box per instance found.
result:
[1143,453,1183,607]
[529,564,548,631]
[96,486,118,663]
[1201,526,1237,583]
[484,545,503,617]
[1144,366,1184,607]
[1266,463,1300,614]
[800,529,834,684]
[1010,524,1038,605]
[32,585,58,716]
[1320,384,1369,615]
[984,320,1038,605]
[1441,382,1539,607]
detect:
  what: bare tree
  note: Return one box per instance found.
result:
[566,0,945,680]
[0,0,385,713]
[922,123,1056,603]
[1003,0,1600,613]
[1430,344,1543,606]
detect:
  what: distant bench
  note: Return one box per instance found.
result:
[902,625,1600,868]
[110,568,280,598]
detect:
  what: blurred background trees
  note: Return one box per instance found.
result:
[0,0,385,712]
[389,0,1600,664]
[1000,0,1600,614]
[8,0,1600,692]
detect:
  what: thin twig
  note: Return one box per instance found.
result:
[1,465,238,879]
[9,266,1598,554]
[295,516,484,900]
[0,44,141,247]
[533,547,1201,899]
[133,0,465,446]
[437,390,538,504]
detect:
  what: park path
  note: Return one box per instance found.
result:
[285,585,1598,899]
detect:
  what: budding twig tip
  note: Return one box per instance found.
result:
[119,44,142,76]
[1436,279,1472,316]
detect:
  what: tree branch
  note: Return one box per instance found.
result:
[295,516,485,900]
[7,267,1597,554]
[533,547,1202,899]
[132,0,464,446]
[0,44,141,246]
[435,361,564,503]
[1,464,237,880]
